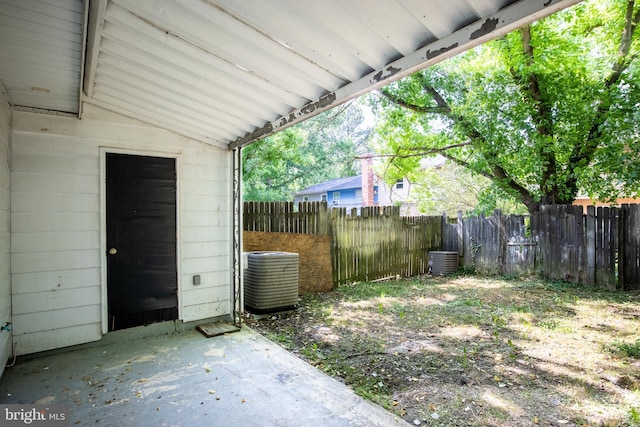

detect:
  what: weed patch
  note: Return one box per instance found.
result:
[611,339,640,359]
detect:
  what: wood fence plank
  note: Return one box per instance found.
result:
[628,204,640,290]
[585,205,596,286]
[595,206,603,285]
[566,207,577,282]
[601,206,608,286]
[609,207,618,291]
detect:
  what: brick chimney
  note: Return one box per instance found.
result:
[360,153,374,207]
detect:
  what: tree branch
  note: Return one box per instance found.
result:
[440,153,495,181]
[376,149,535,210]
[569,0,639,168]
[520,26,553,137]
[374,142,473,157]
[382,64,543,210]
[379,88,450,115]
[423,86,452,114]
[490,163,537,210]
[607,0,640,87]
[517,25,558,193]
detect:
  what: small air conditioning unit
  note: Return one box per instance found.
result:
[333,200,340,205]
[429,251,459,275]
[244,251,299,313]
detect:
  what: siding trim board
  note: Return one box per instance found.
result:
[0,84,12,376]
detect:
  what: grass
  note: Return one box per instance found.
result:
[247,274,640,426]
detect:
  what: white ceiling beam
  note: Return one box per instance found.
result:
[78,0,89,118]
[228,0,582,150]
[82,0,108,100]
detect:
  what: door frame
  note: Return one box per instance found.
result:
[99,147,182,335]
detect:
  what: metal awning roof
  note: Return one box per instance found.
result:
[0,0,581,150]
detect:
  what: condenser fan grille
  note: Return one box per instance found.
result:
[245,251,299,312]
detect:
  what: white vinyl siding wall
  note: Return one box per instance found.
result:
[179,147,231,322]
[10,105,232,355]
[0,90,11,375]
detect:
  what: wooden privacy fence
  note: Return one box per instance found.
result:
[532,204,640,291]
[244,202,640,291]
[244,201,330,234]
[443,205,640,291]
[443,210,535,276]
[244,202,442,285]
[331,206,441,284]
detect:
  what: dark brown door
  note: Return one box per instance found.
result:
[106,153,178,331]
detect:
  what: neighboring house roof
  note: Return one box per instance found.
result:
[296,176,362,196]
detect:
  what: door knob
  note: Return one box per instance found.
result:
[108,248,118,255]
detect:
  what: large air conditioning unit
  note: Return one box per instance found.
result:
[244,251,299,313]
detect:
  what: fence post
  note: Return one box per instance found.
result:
[318,202,329,235]
[496,209,505,275]
[585,205,596,286]
[456,211,464,257]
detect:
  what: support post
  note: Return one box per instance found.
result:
[232,147,243,327]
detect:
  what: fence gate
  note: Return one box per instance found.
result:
[443,210,536,276]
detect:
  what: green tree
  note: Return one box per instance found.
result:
[243,101,371,201]
[371,0,640,214]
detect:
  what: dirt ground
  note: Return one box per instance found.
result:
[245,275,640,427]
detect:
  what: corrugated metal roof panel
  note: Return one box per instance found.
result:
[0,0,582,147]
[0,0,84,113]
[95,0,518,147]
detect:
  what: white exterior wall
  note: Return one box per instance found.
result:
[293,193,325,205]
[377,178,410,206]
[10,104,232,356]
[0,90,12,374]
[377,178,421,216]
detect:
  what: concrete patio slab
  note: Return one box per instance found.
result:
[0,327,408,426]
